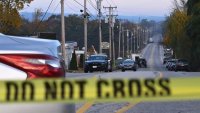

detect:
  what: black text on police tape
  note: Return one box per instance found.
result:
[5,78,170,101]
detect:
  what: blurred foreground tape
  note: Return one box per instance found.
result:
[0,77,200,103]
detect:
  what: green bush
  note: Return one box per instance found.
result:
[69,50,78,70]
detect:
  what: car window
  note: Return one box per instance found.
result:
[123,60,134,64]
[88,56,106,60]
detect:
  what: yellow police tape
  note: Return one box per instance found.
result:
[0,77,200,103]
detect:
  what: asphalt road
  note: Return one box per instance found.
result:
[1,34,199,113]
[66,34,200,113]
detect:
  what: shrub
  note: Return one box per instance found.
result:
[69,50,78,70]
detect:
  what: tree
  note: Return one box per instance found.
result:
[17,8,44,36]
[162,0,192,62]
[31,8,47,35]
[167,10,189,57]
[0,0,33,34]
[69,50,78,70]
[187,0,200,15]
[163,0,200,71]
[186,0,200,70]
[140,19,151,28]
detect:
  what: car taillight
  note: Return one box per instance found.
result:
[0,54,65,79]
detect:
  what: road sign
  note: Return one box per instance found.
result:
[101,42,110,49]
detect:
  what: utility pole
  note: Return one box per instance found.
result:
[137,26,140,52]
[84,0,88,60]
[126,29,130,58]
[61,1,75,113]
[61,0,67,69]
[97,0,102,54]
[112,25,115,66]
[139,28,141,51]
[122,27,125,58]
[141,28,143,48]
[108,6,112,60]
[131,32,133,54]
[118,22,121,58]
[103,6,117,61]
[139,29,141,50]
[137,18,141,52]
[133,28,136,53]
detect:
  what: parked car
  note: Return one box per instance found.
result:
[121,59,137,72]
[0,33,65,79]
[165,61,171,69]
[163,57,172,64]
[165,59,177,70]
[138,58,147,68]
[174,59,190,71]
[116,57,124,69]
[168,61,177,71]
[84,54,112,73]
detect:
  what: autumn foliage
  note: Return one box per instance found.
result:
[163,0,200,71]
[0,0,32,34]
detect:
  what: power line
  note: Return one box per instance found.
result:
[87,0,98,11]
[73,0,84,8]
[65,1,80,13]
[52,1,60,13]
[110,0,117,6]
[110,0,118,15]
[69,0,83,11]
[33,0,54,34]
[114,8,119,16]
[72,0,97,19]
[66,3,80,13]
[44,1,60,28]
[105,0,111,5]
[87,10,97,20]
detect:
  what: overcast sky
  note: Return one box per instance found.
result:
[21,0,173,16]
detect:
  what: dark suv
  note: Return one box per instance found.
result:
[84,54,112,73]
[174,59,190,71]
[138,58,147,68]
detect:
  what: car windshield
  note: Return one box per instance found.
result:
[88,56,106,60]
[123,60,134,64]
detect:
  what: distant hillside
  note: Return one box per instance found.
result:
[20,12,165,22]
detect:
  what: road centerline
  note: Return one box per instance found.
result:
[76,102,94,113]
[115,102,140,113]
